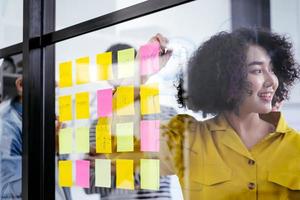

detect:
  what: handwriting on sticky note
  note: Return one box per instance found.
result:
[96,52,112,80]
[76,57,90,84]
[116,122,134,152]
[76,160,90,188]
[75,127,89,153]
[140,120,160,152]
[140,42,160,75]
[116,159,134,190]
[97,89,113,117]
[59,61,73,88]
[117,48,135,78]
[140,83,160,115]
[75,92,90,119]
[95,159,111,188]
[59,128,73,154]
[116,85,135,116]
[59,160,73,187]
[96,118,112,153]
[140,159,160,190]
[58,95,72,122]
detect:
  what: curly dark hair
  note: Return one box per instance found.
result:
[176,28,300,115]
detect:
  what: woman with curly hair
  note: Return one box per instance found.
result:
[161,28,300,199]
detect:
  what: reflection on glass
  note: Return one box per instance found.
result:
[0,54,23,199]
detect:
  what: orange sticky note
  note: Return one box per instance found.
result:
[140,159,160,190]
[116,85,135,116]
[76,57,90,84]
[116,122,134,152]
[59,61,72,88]
[96,52,113,80]
[96,118,112,153]
[116,159,134,190]
[117,48,135,78]
[59,128,73,154]
[58,95,72,122]
[140,83,160,115]
[75,92,90,119]
[59,160,73,187]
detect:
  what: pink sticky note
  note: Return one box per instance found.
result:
[97,89,113,117]
[140,42,160,75]
[140,120,160,152]
[76,160,90,188]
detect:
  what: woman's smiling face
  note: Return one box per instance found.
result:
[238,45,279,114]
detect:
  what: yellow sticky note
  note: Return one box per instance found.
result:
[95,159,111,188]
[59,160,73,187]
[59,61,72,88]
[116,159,134,190]
[76,57,90,84]
[116,122,134,152]
[140,83,160,115]
[75,127,89,153]
[116,85,135,116]
[96,118,112,153]
[96,52,113,80]
[58,95,72,122]
[117,48,135,78]
[75,92,90,119]
[59,128,73,154]
[140,159,160,190]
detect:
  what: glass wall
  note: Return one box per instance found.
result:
[56,0,147,30]
[1,0,300,199]
[0,0,23,48]
[55,1,231,199]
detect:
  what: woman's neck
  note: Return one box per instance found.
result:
[223,111,273,149]
[223,111,260,135]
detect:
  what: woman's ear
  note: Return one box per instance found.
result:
[15,77,23,96]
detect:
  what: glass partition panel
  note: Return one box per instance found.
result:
[55,1,231,199]
[56,0,147,30]
[0,0,23,48]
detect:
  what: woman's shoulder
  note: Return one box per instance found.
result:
[161,114,215,135]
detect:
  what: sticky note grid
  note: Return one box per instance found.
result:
[57,46,162,191]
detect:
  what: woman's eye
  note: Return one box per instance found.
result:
[251,69,262,74]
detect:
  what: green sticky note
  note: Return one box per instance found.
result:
[59,128,73,154]
[140,159,160,190]
[95,159,111,188]
[75,127,90,153]
[116,122,134,152]
[117,48,135,78]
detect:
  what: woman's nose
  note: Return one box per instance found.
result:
[263,71,277,88]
